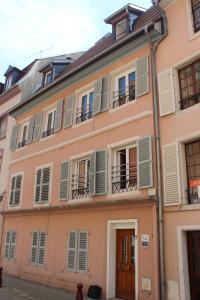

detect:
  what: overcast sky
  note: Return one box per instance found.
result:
[0,0,152,82]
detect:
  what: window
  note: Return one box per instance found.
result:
[5,75,13,90]
[42,109,56,138]
[185,139,200,204]
[34,166,51,203]
[116,19,128,39]
[18,123,28,148]
[113,71,136,108]
[179,58,200,109]
[44,71,53,86]
[31,231,47,265]
[72,158,90,199]
[67,231,88,273]
[4,230,17,261]
[112,145,137,194]
[0,149,3,171]
[76,91,94,124]
[9,174,22,206]
[191,0,200,33]
[0,116,7,140]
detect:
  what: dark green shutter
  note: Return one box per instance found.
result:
[93,79,102,115]
[138,136,153,188]
[33,112,43,141]
[89,150,107,196]
[54,99,64,132]
[10,125,19,151]
[60,161,70,200]
[101,76,110,111]
[26,116,35,144]
[63,95,74,128]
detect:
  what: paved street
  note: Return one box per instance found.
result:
[0,273,91,300]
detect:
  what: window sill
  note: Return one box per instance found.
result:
[67,197,92,205]
[0,136,6,141]
[39,134,55,142]
[177,101,200,115]
[72,118,93,128]
[109,99,136,113]
[8,205,21,209]
[189,29,200,41]
[33,202,50,207]
[107,190,141,200]
[180,203,200,211]
[15,145,28,152]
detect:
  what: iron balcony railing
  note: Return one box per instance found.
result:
[76,104,93,124]
[71,173,90,199]
[42,128,54,138]
[180,92,200,110]
[192,1,200,32]
[113,85,135,108]
[112,163,137,194]
[18,140,27,148]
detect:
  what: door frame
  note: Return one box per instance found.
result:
[106,219,138,300]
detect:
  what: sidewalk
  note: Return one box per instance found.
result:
[0,273,92,300]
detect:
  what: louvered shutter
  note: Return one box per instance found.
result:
[10,125,19,151]
[101,76,110,111]
[41,167,50,203]
[10,231,17,260]
[60,161,70,200]
[54,99,64,132]
[89,152,96,196]
[31,232,39,264]
[26,116,35,144]
[38,232,46,265]
[63,94,74,128]
[15,175,22,205]
[138,136,153,188]
[77,231,88,273]
[4,231,11,259]
[96,150,107,195]
[67,231,78,272]
[136,56,149,97]
[35,169,42,203]
[33,112,43,141]
[9,177,16,205]
[158,69,175,116]
[93,78,103,115]
[163,143,181,205]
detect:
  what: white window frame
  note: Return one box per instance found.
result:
[116,19,127,39]
[5,75,13,90]
[75,88,94,124]
[9,172,24,207]
[42,107,56,138]
[71,157,90,199]
[18,122,28,147]
[30,230,47,266]
[186,0,200,40]
[4,229,17,261]
[44,70,53,86]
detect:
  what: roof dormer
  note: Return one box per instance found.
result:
[104,3,146,40]
[4,65,23,91]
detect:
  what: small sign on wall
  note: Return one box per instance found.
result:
[142,277,152,293]
[141,234,150,248]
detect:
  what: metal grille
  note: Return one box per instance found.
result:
[71,174,90,199]
[112,163,137,194]
[42,128,54,138]
[76,104,93,124]
[113,85,135,108]
[192,0,200,32]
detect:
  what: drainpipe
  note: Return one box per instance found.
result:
[144,5,168,300]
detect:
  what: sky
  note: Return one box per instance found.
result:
[0,0,152,82]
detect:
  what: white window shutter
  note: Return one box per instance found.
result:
[33,112,43,141]
[77,231,88,273]
[136,55,149,97]
[26,116,35,144]
[101,75,110,111]
[31,232,39,264]
[4,231,11,259]
[138,136,153,188]
[93,78,103,115]
[158,69,175,116]
[63,94,75,128]
[60,161,70,200]
[54,99,64,132]
[38,232,46,265]
[67,231,78,272]
[10,125,19,151]
[163,143,181,205]
[10,230,17,260]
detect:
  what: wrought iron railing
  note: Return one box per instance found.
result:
[42,128,54,138]
[18,140,27,148]
[113,85,135,108]
[71,173,90,199]
[76,104,93,124]
[112,163,137,194]
[180,92,200,110]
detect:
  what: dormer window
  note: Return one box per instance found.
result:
[5,75,13,91]
[116,19,128,39]
[44,71,53,86]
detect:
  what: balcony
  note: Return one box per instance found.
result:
[112,163,137,194]
[180,92,200,110]
[113,85,135,108]
[76,104,93,124]
[71,173,90,199]
[42,128,54,138]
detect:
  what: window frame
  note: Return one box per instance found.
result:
[30,231,47,266]
[4,229,17,261]
[42,107,56,138]
[5,75,13,91]
[191,0,200,33]
[0,116,8,140]
[116,19,128,39]
[75,88,94,124]
[9,172,23,207]
[17,122,28,148]
[44,70,53,86]
[33,164,53,205]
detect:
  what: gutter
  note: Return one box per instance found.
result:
[144,4,168,300]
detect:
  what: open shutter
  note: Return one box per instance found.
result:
[15,175,22,205]
[64,94,74,128]
[93,78,102,115]
[26,116,35,144]
[41,167,51,203]
[10,125,19,151]
[96,150,107,195]
[60,161,70,200]
[33,112,43,141]
[89,152,96,196]
[10,230,17,260]
[101,76,110,111]
[136,55,149,97]
[163,143,181,205]
[4,231,11,259]
[158,69,175,116]
[138,136,153,188]
[67,231,78,272]
[31,232,39,264]
[38,232,46,265]
[54,99,64,132]
[35,169,42,203]
[77,231,88,273]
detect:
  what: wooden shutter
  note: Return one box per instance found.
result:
[4,231,11,259]
[63,94,74,128]
[33,112,43,141]
[35,169,42,203]
[26,116,35,144]
[10,230,17,260]
[15,175,22,205]
[89,152,96,196]
[60,161,70,200]
[10,125,19,151]
[136,55,149,97]
[138,136,153,188]
[77,231,88,273]
[158,69,175,116]
[38,232,46,265]
[41,167,51,203]
[54,99,64,132]
[67,231,78,272]
[93,78,103,115]
[101,76,110,111]
[31,232,39,264]
[163,143,181,205]
[96,150,107,195]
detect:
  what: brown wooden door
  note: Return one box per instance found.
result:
[116,229,135,300]
[187,231,200,300]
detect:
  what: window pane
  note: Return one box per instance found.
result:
[81,95,87,114]
[89,92,94,113]
[119,76,126,96]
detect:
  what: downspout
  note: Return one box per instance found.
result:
[144,5,168,300]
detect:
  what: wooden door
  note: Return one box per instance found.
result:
[116,229,135,300]
[187,231,200,300]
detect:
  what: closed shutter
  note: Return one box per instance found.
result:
[31,232,39,264]
[33,112,43,141]
[10,231,17,260]
[158,69,175,116]
[35,169,42,203]
[60,161,70,200]
[41,167,50,202]
[138,136,153,188]
[77,231,88,273]
[15,175,22,205]
[63,94,74,128]
[38,232,46,265]
[96,150,107,195]
[10,125,19,151]
[54,99,64,132]
[26,116,35,144]
[89,152,96,196]
[101,76,110,111]
[136,55,149,97]
[4,231,11,259]
[93,78,103,115]
[67,231,78,272]
[163,143,181,205]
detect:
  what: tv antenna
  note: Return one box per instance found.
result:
[25,45,53,60]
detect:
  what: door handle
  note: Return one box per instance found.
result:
[117,261,120,271]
